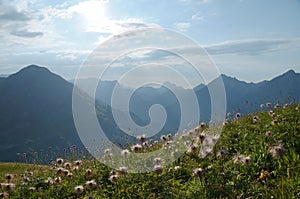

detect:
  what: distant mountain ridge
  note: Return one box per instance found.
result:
[0,65,299,162]
[75,68,300,129]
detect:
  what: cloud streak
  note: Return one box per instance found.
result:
[204,38,300,56]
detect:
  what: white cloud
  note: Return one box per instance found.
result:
[204,38,300,55]
[174,22,191,32]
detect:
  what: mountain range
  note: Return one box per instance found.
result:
[0,65,299,162]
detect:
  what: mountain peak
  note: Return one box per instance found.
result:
[7,65,57,81]
[283,69,296,76]
[19,64,50,73]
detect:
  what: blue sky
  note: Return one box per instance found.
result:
[0,0,300,86]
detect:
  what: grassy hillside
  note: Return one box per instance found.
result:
[1,104,299,198]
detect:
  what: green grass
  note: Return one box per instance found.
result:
[0,163,36,177]
[1,104,300,198]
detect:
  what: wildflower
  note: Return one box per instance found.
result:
[260,104,265,109]
[153,165,163,174]
[223,121,228,126]
[5,174,13,181]
[192,168,205,177]
[54,177,62,184]
[121,149,130,158]
[296,106,300,111]
[67,172,73,179]
[266,102,271,107]
[253,116,258,123]
[109,170,117,176]
[174,166,180,171]
[269,145,286,158]
[271,120,278,126]
[233,154,252,165]
[137,134,146,143]
[164,141,174,148]
[160,135,167,141]
[168,167,173,172]
[74,185,84,193]
[118,167,128,175]
[269,110,274,116]
[104,148,112,157]
[283,103,288,109]
[73,166,79,172]
[216,149,228,159]
[200,122,206,128]
[187,144,199,154]
[167,133,172,140]
[109,175,119,183]
[29,187,36,192]
[199,133,206,143]
[154,158,163,165]
[23,176,30,182]
[131,144,142,153]
[235,113,241,119]
[74,160,82,166]
[85,180,97,189]
[0,192,8,198]
[259,170,270,179]
[274,104,280,109]
[44,177,53,185]
[195,126,201,133]
[56,167,64,175]
[56,158,64,165]
[244,156,252,165]
[265,131,272,137]
[64,162,72,169]
[85,169,93,177]
[1,183,15,192]
[143,141,149,148]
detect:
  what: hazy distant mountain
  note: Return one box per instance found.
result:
[0,65,128,162]
[74,69,300,129]
[222,69,300,114]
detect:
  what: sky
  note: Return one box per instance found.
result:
[1,0,300,86]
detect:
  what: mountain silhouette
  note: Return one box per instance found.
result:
[0,65,128,162]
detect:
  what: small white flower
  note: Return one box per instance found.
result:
[74,160,82,166]
[5,174,13,181]
[121,149,130,158]
[154,158,163,165]
[74,185,84,193]
[56,158,64,165]
[64,162,72,168]
[153,165,163,174]
[54,177,62,184]
[118,167,128,175]
[192,168,204,177]
[109,174,119,183]
[85,180,97,189]
[269,145,286,158]
[86,169,93,177]
[131,144,142,152]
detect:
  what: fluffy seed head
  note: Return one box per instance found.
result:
[153,165,163,174]
[269,145,286,158]
[74,185,84,193]
[56,158,64,165]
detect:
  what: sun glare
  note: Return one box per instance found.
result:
[71,1,108,32]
